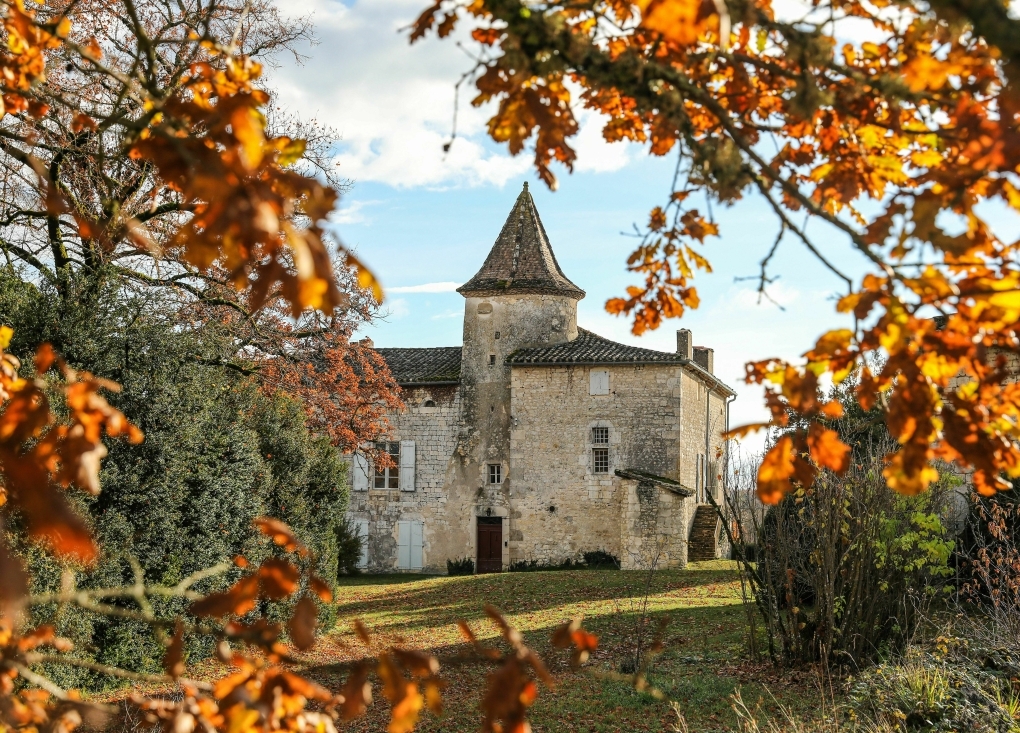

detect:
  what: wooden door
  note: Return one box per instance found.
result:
[476,517,503,574]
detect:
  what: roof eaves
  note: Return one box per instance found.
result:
[614,468,695,497]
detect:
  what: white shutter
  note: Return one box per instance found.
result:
[397,521,411,569]
[589,370,609,395]
[410,521,423,570]
[355,519,369,569]
[352,452,369,492]
[399,440,416,491]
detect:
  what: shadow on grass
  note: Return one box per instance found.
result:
[304,564,801,733]
[332,563,742,626]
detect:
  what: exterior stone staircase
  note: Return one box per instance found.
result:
[688,504,719,561]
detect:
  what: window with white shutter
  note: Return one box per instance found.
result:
[589,370,610,395]
[397,521,410,569]
[355,519,369,568]
[410,521,423,569]
[399,440,416,491]
[352,453,369,491]
[396,520,424,570]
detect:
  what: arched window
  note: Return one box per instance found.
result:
[423,399,436,408]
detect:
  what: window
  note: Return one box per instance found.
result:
[423,400,436,407]
[489,354,496,366]
[589,370,610,395]
[374,441,400,489]
[488,464,502,484]
[593,448,610,474]
[591,426,609,445]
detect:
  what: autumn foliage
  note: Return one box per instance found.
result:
[0,0,600,729]
[410,0,1020,504]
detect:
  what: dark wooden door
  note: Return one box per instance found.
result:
[476,517,503,573]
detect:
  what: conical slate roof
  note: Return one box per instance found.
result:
[458,183,585,300]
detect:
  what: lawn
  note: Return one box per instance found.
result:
[298,561,827,733]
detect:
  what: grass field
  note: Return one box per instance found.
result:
[298,561,827,733]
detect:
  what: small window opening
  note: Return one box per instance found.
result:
[488,464,502,484]
[423,399,436,408]
[495,331,500,339]
[489,354,496,366]
[374,441,400,489]
[592,426,609,445]
[592,447,610,474]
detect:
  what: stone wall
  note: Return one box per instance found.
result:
[508,363,728,568]
[347,384,467,572]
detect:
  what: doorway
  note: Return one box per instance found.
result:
[476,516,503,573]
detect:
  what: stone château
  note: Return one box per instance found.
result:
[347,184,735,573]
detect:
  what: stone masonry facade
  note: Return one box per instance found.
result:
[346,184,735,573]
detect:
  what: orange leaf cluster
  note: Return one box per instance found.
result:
[0,0,66,118]
[128,56,373,316]
[414,0,1020,503]
[0,331,141,606]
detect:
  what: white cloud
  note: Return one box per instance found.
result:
[266,0,639,188]
[388,281,461,293]
[727,281,802,310]
[332,199,379,225]
[383,297,410,319]
[572,108,634,174]
[431,309,462,319]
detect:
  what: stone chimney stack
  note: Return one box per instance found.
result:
[693,346,714,374]
[357,337,374,349]
[676,329,693,360]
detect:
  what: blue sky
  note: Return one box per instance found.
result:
[260,0,912,442]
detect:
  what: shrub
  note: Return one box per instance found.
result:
[847,643,1020,732]
[725,376,957,667]
[508,552,617,572]
[446,557,475,575]
[336,516,365,576]
[1,277,351,689]
[582,550,620,569]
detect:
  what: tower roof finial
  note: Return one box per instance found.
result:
[523,181,529,192]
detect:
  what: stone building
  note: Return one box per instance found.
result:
[347,183,736,573]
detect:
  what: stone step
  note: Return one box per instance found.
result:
[688,504,719,562]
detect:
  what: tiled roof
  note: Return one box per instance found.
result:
[375,347,462,385]
[508,328,735,394]
[458,183,585,300]
[508,328,684,365]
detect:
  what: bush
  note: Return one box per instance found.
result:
[847,642,1020,732]
[1,275,351,689]
[726,376,957,667]
[336,516,364,576]
[582,550,620,569]
[446,557,474,575]
[508,552,618,572]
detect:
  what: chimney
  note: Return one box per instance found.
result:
[357,337,374,349]
[693,346,714,374]
[676,329,693,360]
